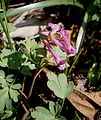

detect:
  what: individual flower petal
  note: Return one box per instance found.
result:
[43,40,68,70]
[48,23,64,33]
[41,23,64,37]
[49,23,65,36]
[60,30,76,57]
[41,31,49,36]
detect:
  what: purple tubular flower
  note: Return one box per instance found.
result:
[41,23,76,57]
[43,40,67,70]
[60,30,76,56]
[53,30,76,57]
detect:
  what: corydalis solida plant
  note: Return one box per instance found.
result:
[41,23,76,70]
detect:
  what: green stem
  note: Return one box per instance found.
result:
[1,0,13,50]
[58,99,65,115]
[68,48,83,75]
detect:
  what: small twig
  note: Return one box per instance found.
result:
[22,108,33,120]
[19,90,28,100]
[22,76,26,92]
[22,111,29,120]
[16,91,30,111]
[28,67,44,99]
[20,91,30,109]
[21,101,28,112]
[17,90,30,112]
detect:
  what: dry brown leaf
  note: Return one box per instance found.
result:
[85,92,101,107]
[67,89,96,120]
[75,89,101,107]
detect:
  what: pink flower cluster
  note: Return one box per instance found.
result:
[41,23,76,70]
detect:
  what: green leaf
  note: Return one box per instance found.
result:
[11,84,21,90]
[0,58,8,67]
[49,101,56,116]
[20,66,33,76]
[0,70,5,77]
[29,63,36,69]
[47,80,64,99]
[0,76,7,88]
[91,14,100,21]
[31,107,54,120]
[65,82,74,97]
[9,88,19,102]
[47,72,58,81]
[36,48,47,58]
[0,0,83,18]
[6,74,14,83]
[19,39,38,53]
[7,51,24,69]
[0,49,10,67]
[58,74,67,98]
[47,73,74,99]
[1,110,13,119]
[22,62,35,70]
[55,103,61,116]
[0,49,26,69]
[0,48,13,58]
[87,62,101,87]
[5,97,12,109]
[76,12,89,53]
[0,49,25,69]
[0,70,6,86]
[0,87,9,111]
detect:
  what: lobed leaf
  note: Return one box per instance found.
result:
[9,88,19,102]
[47,73,74,99]
[65,82,74,97]
[1,110,13,119]
[49,101,56,116]
[11,84,21,90]
[0,87,9,111]
[47,72,58,82]
[6,74,14,83]
[0,70,5,77]
[47,79,64,99]
[31,106,54,120]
